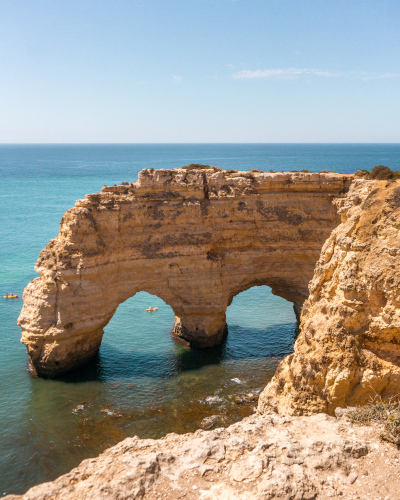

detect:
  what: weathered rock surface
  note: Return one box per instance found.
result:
[259,179,400,416]
[5,411,391,500]
[17,168,352,377]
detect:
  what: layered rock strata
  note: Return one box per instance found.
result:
[18,168,352,377]
[258,179,400,416]
[4,410,384,500]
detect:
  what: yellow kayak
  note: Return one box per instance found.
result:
[4,294,19,298]
[146,307,158,312]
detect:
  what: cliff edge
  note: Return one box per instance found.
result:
[258,179,400,416]
[6,410,399,500]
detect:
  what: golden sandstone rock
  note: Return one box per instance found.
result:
[258,179,400,416]
[17,168,351,377]
[13,169,400,500]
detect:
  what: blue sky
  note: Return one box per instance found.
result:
[0,0,399,143]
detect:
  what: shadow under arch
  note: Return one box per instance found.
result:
[56,287,298,384]
[57,291,227,383]
[223,284,299,361]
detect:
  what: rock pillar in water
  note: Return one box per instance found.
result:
[172,308,228,348]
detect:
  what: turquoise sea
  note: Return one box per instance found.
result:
[1,144,400,495]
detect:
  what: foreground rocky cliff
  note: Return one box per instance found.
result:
[18,168,351,377]
[6,410,400,500]
[258,179,400,416]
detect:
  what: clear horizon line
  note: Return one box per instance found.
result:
[0,142,399,146]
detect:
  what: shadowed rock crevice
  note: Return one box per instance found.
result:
[18,168,352,377]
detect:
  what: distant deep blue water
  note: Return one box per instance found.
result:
[1,144,399,495]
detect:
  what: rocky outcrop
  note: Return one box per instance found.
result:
[4,410,386,500]
[18,168,352,377]
[258,179,400,416]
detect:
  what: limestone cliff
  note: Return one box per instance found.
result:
[18,168,351,377]
[4,410,387,500]
[258,179,400,416]
[12,172,400,499]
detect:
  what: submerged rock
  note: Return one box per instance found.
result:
[72,405,84,413]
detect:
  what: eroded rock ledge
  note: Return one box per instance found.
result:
[5,410,393,500]
[18,168,352,377]
[258,179,400,416]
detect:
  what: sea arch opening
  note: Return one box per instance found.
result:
[97,291,178,379]
[224,285,299,362]
[96,286,298,379]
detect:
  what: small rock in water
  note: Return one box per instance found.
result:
[72,405,84,413]
[100,408,116,416]
[199,415,219,429]
[204,396,222,404]
[233,393,258,405]
[231,378,242,384]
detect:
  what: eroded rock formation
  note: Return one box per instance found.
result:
[258,179,400,416]
[4,410,384,500]
[13,173,400,500]
[18,168,351,377]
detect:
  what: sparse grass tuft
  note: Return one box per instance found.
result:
[347,396,400,445]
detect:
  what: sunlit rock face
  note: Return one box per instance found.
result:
[258,179,400,416]
[4,411,375,500]
[17,168,352,377]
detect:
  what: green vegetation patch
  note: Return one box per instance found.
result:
[355,165,400,180]
[347,397,400,445]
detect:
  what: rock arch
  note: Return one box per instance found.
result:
[18,168,352,377]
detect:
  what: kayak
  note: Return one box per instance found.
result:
[146,307,158,312]
[4,295,19,298]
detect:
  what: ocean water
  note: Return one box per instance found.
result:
[1,144,399,495]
